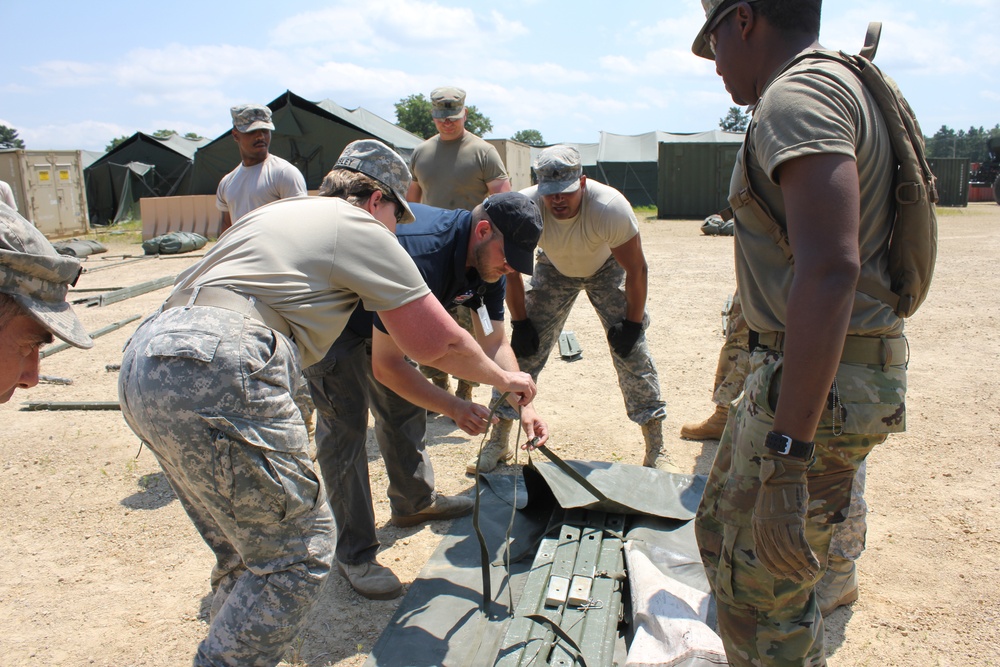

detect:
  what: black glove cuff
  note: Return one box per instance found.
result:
[764,430,815,460]
[620,319,643,334]
[511,319,532,331]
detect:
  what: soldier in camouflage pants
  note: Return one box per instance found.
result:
[120,307,333,666]
[691,291,869,614]
[493,251,665,435]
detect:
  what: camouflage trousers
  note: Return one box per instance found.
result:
[711,292,867,561]
[119,306,334,667]
[713,292,750,408]
[495,251,666,424]
[695,346,906,666]
[419,305,478,388]
[304,328,435,565]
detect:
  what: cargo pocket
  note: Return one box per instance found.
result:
[831,363,907,434]
[218,432,320,526]
[806,468,857,524]
[145,330,221,362]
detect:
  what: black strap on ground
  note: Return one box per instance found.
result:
[473,391,511,621]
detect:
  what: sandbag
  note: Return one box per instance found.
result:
[142,231,207,255]
[53,239,108,257]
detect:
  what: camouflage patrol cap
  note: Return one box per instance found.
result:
[533,145,584,196]
[692,0,749,60]
[430,87,466,120]
[333,140,416,224]
[0,203,93,349]
[230,103,275,133]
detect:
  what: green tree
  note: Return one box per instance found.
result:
[152,129,177,138]
[719,106,750,133]
[394,94,493,139]
[0,124,26,149]
[512,129,545,146]
[184,132,203,140]
[105,135,131,152]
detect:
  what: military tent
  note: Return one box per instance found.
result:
[84,132,209,225]
[187,91,424,196]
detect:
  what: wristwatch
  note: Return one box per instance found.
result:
[764,430,815,460]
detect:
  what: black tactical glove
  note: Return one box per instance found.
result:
[607,319,643,358]
[510,319,540,358]
[751,455,821,583]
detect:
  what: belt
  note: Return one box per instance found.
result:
[751,330,908,370]
[162,286,291,338]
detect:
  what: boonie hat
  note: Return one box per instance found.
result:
[481,192,543,276]
[334,140,416,224]
[533,146,584,196]
[0,203,93,349]
[430,87,466,120]
[692,0,751,60]
[231,103,275,133]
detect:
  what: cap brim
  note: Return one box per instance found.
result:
[13,294,93,349]
[432,109,465,120]
[692,16,716,60]
[236,120,275,133]
[536,178,582,196]
[392,190,416,224]
[504,245,535,276]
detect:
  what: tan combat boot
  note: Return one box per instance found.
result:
[642,419,681,472]
[679,404,729,441]
[466,418,514,474]
[816,555,859,616]
[432,375,451,392]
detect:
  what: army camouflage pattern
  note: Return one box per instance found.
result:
[119,305,334,667]
[713,291,749,408]
[334,139,415,223]
[494,251,666,424]
[0,203,92,348]
[711,291,868,560]
[695,347,905,666]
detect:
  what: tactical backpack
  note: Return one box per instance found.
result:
[724,23,938,318]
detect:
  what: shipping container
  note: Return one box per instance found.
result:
[657,142,740,219]
[927,157,969,207]
[0,149,90,237]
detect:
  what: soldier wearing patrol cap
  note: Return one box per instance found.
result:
[0,203,92,403]
[407,86,513,403]
[118,139,536,667]
[215,102,307,234]
[481,145,671,475]
[690,0,914,665]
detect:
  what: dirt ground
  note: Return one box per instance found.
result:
[2,203,998,667]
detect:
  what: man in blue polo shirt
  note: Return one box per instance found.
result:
[305,191,548,600]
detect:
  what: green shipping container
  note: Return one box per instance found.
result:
[928,157,969,207]
[657,142,740,219]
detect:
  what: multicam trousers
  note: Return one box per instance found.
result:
[119,305,334,667]
[495,251,666,424]
[304,328,435,565]
[695,347,906,666]
[710,292,868,562]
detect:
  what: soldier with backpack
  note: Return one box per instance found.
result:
[691,1,935,664]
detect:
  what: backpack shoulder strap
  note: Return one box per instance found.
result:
[859,21,882,61]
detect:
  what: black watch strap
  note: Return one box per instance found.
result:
[764,430,815,460]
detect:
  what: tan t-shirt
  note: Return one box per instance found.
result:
[522,180,638,278]
[216,154,308,224]
[410,132,508,211]
[174,197,430,367]
[733,52,901,336]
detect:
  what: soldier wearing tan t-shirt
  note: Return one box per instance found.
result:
[119,140,536,667]
[407,86,512,401]
[478,145,670,475]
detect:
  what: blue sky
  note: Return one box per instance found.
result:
[1,0,996,152]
